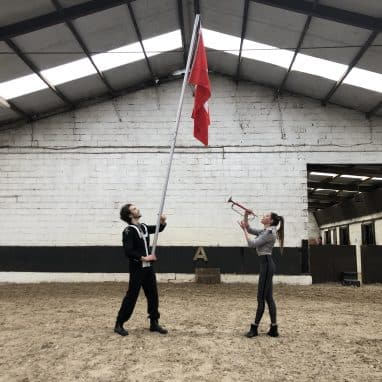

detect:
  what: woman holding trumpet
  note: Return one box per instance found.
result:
[236,203,284,338]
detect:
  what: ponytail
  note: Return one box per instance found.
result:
[271,212,284,254]
[277,216,284,253]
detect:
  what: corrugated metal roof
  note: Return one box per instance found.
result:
[0,0,381,128]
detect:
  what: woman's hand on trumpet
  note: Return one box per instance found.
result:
[238,220,250,243]
[238,220,247,231]
[243,210,252,227]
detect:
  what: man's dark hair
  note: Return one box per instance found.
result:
[120,204,133,224]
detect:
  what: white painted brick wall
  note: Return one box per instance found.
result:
[1,75,382,247]
[375,220,382,245]
[308,212,320,243]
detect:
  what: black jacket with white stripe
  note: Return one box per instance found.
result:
[122,222,167,266]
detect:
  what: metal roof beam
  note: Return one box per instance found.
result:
[308,193,346,202]
[251,0,381,31]
[0,97,33,122]
[51,0,116,95]
[275,0,317,97]
[366,100,382,119]
[309,202,336,209]
[0,0,136,41]
[322,30,379,105]
[308,164,382,178]
[177,0,188,65]
[307,181,374,192]
[235,0,250,83]
[5,39,75,108]
[125,1,157,85]
[194,0,200,15]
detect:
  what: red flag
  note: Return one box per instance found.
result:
[188,30,211,146]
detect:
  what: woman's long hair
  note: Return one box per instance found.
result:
[271,212,284,253]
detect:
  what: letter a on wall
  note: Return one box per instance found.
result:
[193,246,208,262]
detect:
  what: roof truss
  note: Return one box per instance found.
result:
[322,30,379,105]
[251,0,381,31]
[5,38,75,108]
[0,0,136,41]
[307,164,382,212]
[235,0,250,83]
[51,0,116,96]
[126,1,157,85]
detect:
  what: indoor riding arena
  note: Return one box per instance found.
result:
[0,1,381,381]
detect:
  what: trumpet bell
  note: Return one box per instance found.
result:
[227,195,256,220]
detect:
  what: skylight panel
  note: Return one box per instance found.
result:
[0,73,48,99]
[203,29,347,82]
[144,30,182,58]
[203,28,292,68]
[93,30,182,72]
[310,172,338,177]
[43,30,183,86]
[340,175,369,180]
[0,30,182,99]
[344,67,382,93]
[203,29,240,55]
[1,27,381,101]
[93,42,144,71]
[293,53,347,82]
[241,39,292,69]
[41,57,97,86]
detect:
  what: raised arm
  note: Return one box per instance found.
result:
[247,226,262,236]
[238,221,273,248]
[146,214,167,234]
[243,211,261,235]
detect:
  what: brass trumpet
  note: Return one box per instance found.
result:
[227,196,256,219]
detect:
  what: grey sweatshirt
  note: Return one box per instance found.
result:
[247,226,277,256]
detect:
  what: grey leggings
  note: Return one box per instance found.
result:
[254,255,277,325]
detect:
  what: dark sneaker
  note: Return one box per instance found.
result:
[150,320,168,334]
[114,322,129,336]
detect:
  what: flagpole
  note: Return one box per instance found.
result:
[151,14,200,256]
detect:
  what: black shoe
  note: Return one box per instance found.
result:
[245,324,258,338]
[150,320,168,334]
[267,325,279,337]
[114,322,129,336]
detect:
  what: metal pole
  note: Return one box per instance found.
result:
[151,14,201,255]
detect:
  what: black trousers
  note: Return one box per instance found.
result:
[254,255,277,325]
[117,265,160,324]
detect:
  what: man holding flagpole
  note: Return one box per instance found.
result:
[114,15,210,338]
[150,15,211,258]
[114,203,168,336]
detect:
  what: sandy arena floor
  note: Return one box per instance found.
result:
[0,282,381,382]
